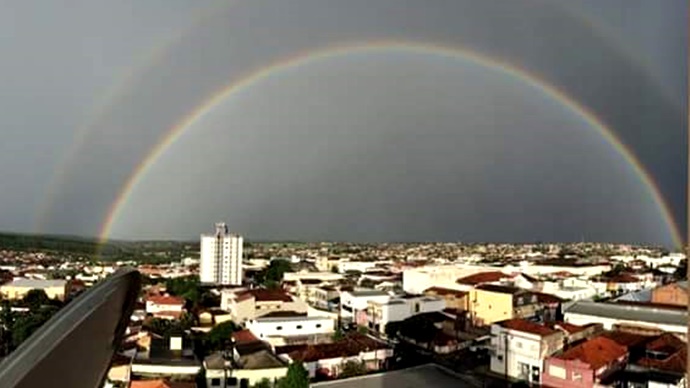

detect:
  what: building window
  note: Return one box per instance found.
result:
[296,325,302,329]
[497,355,503,361]
[572,372,582,381]
[316,324,322,328]
[276,326,282,330]
[211,378,221,387]
[227,377,238,386]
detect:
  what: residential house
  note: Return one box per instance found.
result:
[366,295,445,334]
[306,286,339,310]
[220,288,308,324]
[340,289,391,326]
[276,333,392,379]
[204,330,288,388]
[245,313,335,346]
[402,265,493,294]
[651,281,687,307]
[145,295,185,320]
[542,336,628,388]
[423,287,469,311]
[489,319,566,384]
[468,284,541,326]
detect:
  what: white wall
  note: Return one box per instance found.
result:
[340,292,391,318]
[246,317,335,339]
[490,326,544,382]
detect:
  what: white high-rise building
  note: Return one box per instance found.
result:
[200,223,243,285]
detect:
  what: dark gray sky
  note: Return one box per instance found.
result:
[0,0,685,247]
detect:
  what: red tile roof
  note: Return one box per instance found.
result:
[456,271,509,285]
[498,319,559,337]
[608,274,641,283]
[556,336,628,370]
[638,347,687,374]
[278,333,389,362]
[146,295,185,306]
[424,287,468,297]
[599,331,653,348]
[129,380,171,388]
[232,329,260,344]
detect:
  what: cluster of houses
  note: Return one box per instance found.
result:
[102,254,687,388]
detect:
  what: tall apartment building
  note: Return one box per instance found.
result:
[200,223,243,285]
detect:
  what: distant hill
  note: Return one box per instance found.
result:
[0,231,196,260]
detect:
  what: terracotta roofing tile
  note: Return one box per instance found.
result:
[555,336,628,370]
[129,380,171,388]
[599,331,653,348]
[279,333,389,362]
[232,329,260,344]
[498,319,559,337]
[638,347,687,374]
[456,271,509,285]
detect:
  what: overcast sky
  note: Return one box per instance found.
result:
[0,0,685,247]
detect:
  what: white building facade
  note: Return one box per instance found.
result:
[245,316,335,339]
[367,296,446,333]
[200,223,243,285]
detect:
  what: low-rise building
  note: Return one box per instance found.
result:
[221,288,308,324]
[542,336,628,388]
[423,287,469,311]
[340,289,391,326]
[564,301,687,339]
[204,332,288,388]
[489,319,565,384]
[0,278,68,301]
[276,333,392,379]
[469,284,541,326]
[245,314,335,345]
[366,295,445,334]
[651,281,687,307]
[145,295,185,320]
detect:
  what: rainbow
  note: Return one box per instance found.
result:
[98,40,683,249]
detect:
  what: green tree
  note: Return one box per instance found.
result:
[22,289,50,310]
[205,321,238,351]
[252,378,273,388]
[257,259,293,286]
[331,329,345,341]
[278,361,309,388]
[339,360,367,378]
[10,306,58,348]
